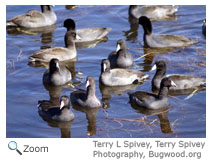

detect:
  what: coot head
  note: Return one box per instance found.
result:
[116,39,126,51]
[101,59,110,73]
[138,16,152,34]
[86,76,96,88]
[151,60,166,71]
[49,58,60,73]
[160,77,177,89]
[63,18,76,31]
[60,95,70,110]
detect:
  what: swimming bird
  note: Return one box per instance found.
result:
[100,59,148,86]
[70,76,101,108]
[151,60,206,93]
[129,77,176,110]
[29,30,77,62]
[138,16,197,48]
[43,58,72,86]
[108,39,133,68]
[129,5,178,20]
[7,5,57,28]
[38,96,75,122]
[63,18,111,48]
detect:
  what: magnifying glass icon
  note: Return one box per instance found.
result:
[8,141,22,155]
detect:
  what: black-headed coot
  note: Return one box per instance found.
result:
[138,16,197,48]
[63,18,111,46]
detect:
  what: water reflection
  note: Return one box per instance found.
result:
[130,103,172,134]
[72,104,99,136]
[123,16,139,42]
[7,24,56,37]
[41,69,81,106]
[43,84,63,103]
[134,47,176,72]
[152,86,206,96]
[40,32,54,44]
[99,83,140,109]
[76,36,109,49]
[38,113,74,138]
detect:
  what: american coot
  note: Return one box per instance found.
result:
[129,5,178,20]
[100,59,148,86]
[70,76,101,108]
[138,16,197,48]
[38,96,75,122]
[129,77,176,110]
[202,19,206,36]
[151,60,206,93]
[29,30,77,62]
[7,5,57,28]
[43,58,72,86]
[63,19,112,48]
[108,39,133,68]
